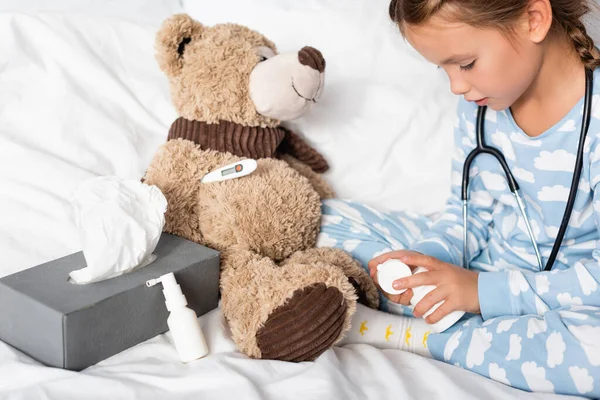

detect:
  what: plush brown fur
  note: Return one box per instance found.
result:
[144,14,379,361]
[278,154,335,200]
[220,249,358,358]
[282,248,380,308]
[156,14,279,128]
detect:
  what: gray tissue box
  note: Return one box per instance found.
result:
[0,233,220,371]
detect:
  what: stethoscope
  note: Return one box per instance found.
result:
[462,68,594,271]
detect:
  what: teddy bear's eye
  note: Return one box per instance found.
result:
[256,46,275,62]
[178,37,192,57]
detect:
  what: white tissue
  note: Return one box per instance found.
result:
[69,176,168,284]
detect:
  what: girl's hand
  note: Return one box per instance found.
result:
[367,250,422,306]
[396,252,480,323]
[368,250,480,323]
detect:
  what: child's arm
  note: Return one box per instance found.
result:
[411,98,495,267]
[477,140,600,320]
[372,99,495,312]
[478,257,600,320]
[478,249,600,320]
[369,99,496,315]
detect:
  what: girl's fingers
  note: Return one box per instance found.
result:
[392,271,436,291]
[412,286,448,318]
[399,253,447,271]
[397,288,414,306]
[424,299,456,324]
[368,250,422,274]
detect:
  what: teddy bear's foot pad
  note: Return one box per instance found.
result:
[256,283,346,362]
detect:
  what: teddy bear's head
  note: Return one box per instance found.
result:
[155,14,326,128]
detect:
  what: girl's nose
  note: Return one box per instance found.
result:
[450,77,471,96]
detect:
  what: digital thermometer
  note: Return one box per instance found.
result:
[201,159,257,184]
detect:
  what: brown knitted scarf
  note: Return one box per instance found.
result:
[168,118,328,173]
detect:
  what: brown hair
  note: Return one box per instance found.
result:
[389,0,600,69]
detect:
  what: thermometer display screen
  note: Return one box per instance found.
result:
[221,167,235,176]
[221,163,243,177]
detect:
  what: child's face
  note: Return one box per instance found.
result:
[404,15,541,111]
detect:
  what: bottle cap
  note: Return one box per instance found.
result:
[377,259,412,295]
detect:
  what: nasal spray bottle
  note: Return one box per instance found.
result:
[146,272,208,362]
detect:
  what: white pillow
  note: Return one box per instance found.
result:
[0,0,183,24]
[0,12,176,276]
[184,0,458,215]
[0,2,459,275]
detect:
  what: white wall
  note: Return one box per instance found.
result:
[587,0,600,44]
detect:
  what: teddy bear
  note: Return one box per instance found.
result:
[143,14,379,362]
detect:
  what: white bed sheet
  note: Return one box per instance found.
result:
[0,7,588,400]
[0,308,583,400]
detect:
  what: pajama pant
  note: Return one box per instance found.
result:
[319,199,600,398]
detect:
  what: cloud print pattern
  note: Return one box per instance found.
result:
[320,68,600,398]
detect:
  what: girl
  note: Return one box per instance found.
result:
[321,0,600,397]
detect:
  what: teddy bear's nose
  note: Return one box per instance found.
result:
[298,46,325,73]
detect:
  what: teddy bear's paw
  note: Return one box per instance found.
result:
[220,252,357,362]
[282,248,380,310]
[255,282,346,362]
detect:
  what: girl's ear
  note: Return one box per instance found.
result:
[525,0,553,44]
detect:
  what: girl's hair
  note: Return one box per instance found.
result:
[389,0,600,69]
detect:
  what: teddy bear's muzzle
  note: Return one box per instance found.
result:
[249,47,326,121]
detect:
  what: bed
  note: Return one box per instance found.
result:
[1,1,597,398]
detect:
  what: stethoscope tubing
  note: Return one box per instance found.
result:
[460,68,594,271]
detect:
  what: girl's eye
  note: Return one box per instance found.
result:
[460,60,476,71]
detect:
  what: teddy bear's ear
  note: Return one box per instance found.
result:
[155,14,204,77]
